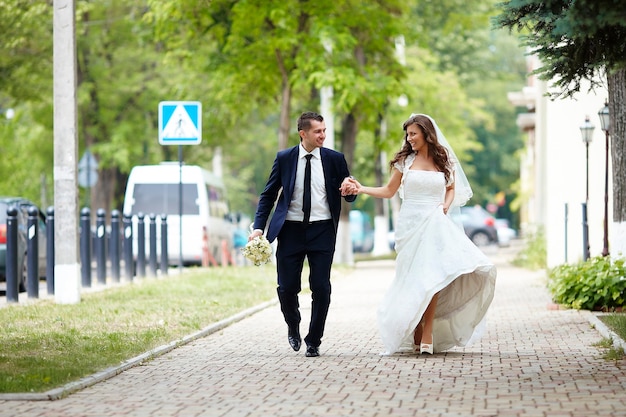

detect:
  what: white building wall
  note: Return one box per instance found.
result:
[537,80,611,267]
[509,53,613,268]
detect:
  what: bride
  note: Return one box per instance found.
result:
[343,114,497,355]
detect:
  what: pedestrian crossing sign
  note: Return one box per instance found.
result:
[158,101,202,145]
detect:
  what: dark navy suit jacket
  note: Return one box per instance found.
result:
[253,145,356,243]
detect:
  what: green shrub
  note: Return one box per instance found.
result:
[548,256,626,310]
[512,228,546,270]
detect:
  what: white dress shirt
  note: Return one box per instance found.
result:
[286,145,331,222]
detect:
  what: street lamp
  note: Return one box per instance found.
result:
[579,116,595,261]
[598,100,610,257]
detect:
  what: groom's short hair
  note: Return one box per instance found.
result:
[297,112,324,132]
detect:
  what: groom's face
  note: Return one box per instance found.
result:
[300,119,326,152]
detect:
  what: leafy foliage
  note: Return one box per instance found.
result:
[512,227,546,270]
[548,256,626,311]
[495,0,626,98]
[0,0,527,223]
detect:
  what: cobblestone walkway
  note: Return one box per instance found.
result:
[1,244,625,416]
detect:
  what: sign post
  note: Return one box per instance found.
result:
[158,101,202,272]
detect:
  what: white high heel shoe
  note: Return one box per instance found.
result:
[420,335,433,355]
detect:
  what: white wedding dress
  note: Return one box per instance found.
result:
[378,169,497,354]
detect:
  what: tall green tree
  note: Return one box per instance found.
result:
[0,1,53,206]
[465,31,527,222]
[496,0,626,247]
[76,0,188,212]
[148,0,408,209]
[405,0,527,217]
[0,0,197,212]
[0,1,51,101]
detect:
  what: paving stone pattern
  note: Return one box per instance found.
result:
[1,244,625,416]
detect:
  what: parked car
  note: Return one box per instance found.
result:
[0,197,47,292]
[458,205,499,247]
[494,218,517,247]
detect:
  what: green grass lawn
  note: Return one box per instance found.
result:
[0,265,284,393]
[600,313,626,341]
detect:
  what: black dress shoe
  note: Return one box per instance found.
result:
[288,328,301,352]
[305,345,320,357]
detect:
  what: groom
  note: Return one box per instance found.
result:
[249,111,356,357]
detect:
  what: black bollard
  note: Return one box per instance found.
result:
[80,207,92,287]
[148,213,157,277]
[123,213,134,281]
[26,206,39,299]
[95,209,106,285]
[110,210,120,282]
[5,206,19,302]
[582,202,589,261]
[46,206,55,295]
[160,214,168,276]
[137,212,146,277]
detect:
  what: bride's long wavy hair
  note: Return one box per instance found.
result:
[389,114,453,184]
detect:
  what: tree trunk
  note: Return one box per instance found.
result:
[336,112,359,264]
[91,166,118,221]
[278,81,291,150]
[608,67,626,256]
[340,112,358,223]
[275,49,291,151]
[372,119,391,256]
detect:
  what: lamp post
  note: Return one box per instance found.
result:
[598,100,610,257]
[579,116,594,261]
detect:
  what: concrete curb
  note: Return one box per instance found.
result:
[0,298,278,401]
[585,310,626,352]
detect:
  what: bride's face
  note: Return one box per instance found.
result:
[406,124,426,152]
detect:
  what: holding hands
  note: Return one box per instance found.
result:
[340,177,361,196]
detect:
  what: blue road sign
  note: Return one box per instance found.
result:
[158,101,202,145]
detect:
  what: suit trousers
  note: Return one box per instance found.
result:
[276,220,335,348]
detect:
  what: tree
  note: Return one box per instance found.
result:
[0,1,52,101]
[464,31,528,223]
[75,0,188,213]
[0,0,196,213]
[148,0,410,261]
[495,0,626,254]
[0,0,528,246]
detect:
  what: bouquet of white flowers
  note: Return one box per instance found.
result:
[242,235,273,266]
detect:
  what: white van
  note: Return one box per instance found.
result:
[122,163,233,266]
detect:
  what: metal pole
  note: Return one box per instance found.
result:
[80,208,92,287]
[46,206,55,295]
[123,213,134,281]
[585,143,589,203]
[137,212,146,277]
[565,203,569,263]
[582,203,589,261]
[602,130,610,257]
[5,206,19,302]
[149,213,158,276]
[178,145,183,272]
[584,143,590,260]
[110,210,120,282]
[27,206,39,299]
[95,208,106,285]
[160,214,168,275]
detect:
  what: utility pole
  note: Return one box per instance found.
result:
[53,0,81,303]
